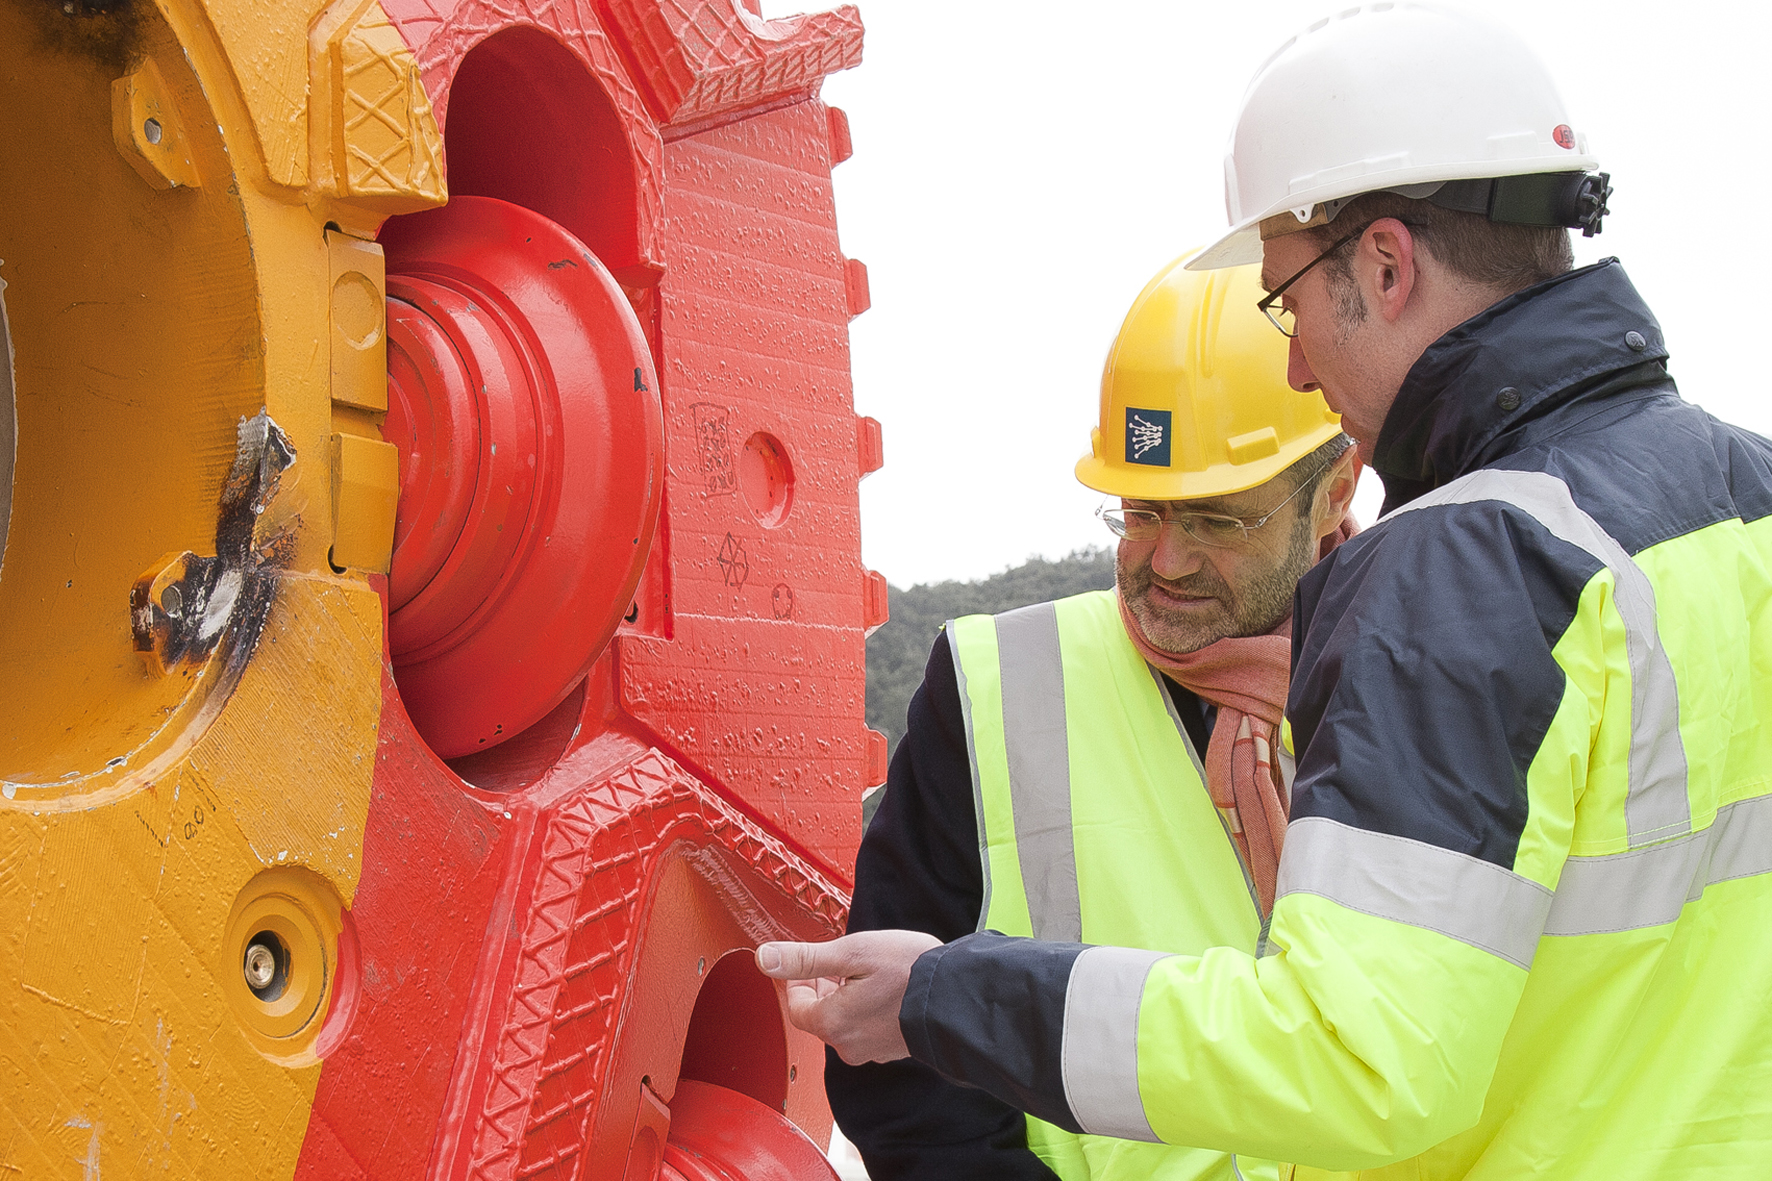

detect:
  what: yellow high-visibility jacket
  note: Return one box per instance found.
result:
[899,261,1772,1178]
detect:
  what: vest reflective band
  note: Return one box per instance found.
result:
[1275,469,1748,966]
[1389,468,1692,845]
[1056,468,1772,1174]
[949,591,1276,1181]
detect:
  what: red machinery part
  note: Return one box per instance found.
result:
[286,4,873,1178]
[379,196,664,758]
[661,1082,840,1181]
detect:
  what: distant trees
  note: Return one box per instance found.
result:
[863,547,1117,824]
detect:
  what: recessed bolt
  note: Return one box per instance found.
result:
[244,941,277,990]
[143,118,163,146]
[160,584,182,616]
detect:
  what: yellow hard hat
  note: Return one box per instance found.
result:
[1075,255,1341,501]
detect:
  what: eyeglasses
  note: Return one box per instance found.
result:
[1254,220,1372,338]
[1097,458,1335,548]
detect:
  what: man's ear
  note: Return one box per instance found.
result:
[1359,218,1418,324]
[1313,446,1362,539]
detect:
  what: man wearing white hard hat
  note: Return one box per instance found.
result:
[759,4,1772,1178]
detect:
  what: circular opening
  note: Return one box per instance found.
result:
[243,930,289,1001]
[0,16,261,811]
[143,116,162,145]
[224,868,347,1065]
[441,25,639,269]
[739,432,794,527]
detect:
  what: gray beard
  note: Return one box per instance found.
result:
[1115,508,1319,655]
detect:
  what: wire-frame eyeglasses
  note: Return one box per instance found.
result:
[1096,456,1338,548]
[1254,221,1372,338]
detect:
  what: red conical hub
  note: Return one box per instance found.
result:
[379,196,663,758]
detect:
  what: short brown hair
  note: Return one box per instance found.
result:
[1308,191,1573,294]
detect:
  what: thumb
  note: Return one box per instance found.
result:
[756,937,853,981]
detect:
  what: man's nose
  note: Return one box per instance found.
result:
[1289,334,1320,392]
[1150,522,1207,581]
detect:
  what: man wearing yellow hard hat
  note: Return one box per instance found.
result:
[772,4,1772,1178]
[823,256,1357,1181]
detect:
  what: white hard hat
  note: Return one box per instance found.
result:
[1191,2,1604,271]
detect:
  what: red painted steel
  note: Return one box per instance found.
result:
[380,197,664,757]
[292,2,878,1177]
[661,1082,841,1181]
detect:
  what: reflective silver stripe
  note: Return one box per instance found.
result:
[995,603,1083,943]
[1384,469,1692,846]
[947,618,996,932]
[1061,945,1167,1142]
[1547,792,1772,936]
[1276,816,1552,970]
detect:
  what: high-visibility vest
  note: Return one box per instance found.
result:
[1045,468,1772,1177]
[948,589,1282,1181]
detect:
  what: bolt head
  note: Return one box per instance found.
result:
[244,942,278,990]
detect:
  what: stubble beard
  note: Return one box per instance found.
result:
[1116,509,1319,656]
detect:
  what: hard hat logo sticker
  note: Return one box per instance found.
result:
[1126,409,1172,467]
[1553,124,1575,150]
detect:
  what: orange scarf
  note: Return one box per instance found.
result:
[1116,517,1357,916]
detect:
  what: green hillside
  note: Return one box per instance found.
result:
[864,548,1117,819]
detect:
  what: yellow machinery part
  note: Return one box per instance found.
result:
[0,0,443,1173]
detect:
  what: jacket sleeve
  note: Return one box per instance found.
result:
[899,503,1609,1172]
[828,631,1061,1181]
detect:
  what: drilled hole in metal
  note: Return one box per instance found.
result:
[243,931,289,1001]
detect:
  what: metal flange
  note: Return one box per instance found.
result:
[379,196,664,758]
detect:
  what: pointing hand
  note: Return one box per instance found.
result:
[755,930,941,1065]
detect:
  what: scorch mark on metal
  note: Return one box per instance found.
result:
[129,409,296,674]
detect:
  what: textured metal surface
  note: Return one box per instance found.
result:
[603,0,864,128]
[456,750,845,1180]
[1,0,872,1174]
[618,95,880,878]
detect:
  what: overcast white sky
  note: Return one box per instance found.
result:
[762,0,1772,588]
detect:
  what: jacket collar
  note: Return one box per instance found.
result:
[1371,259,1669,509]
